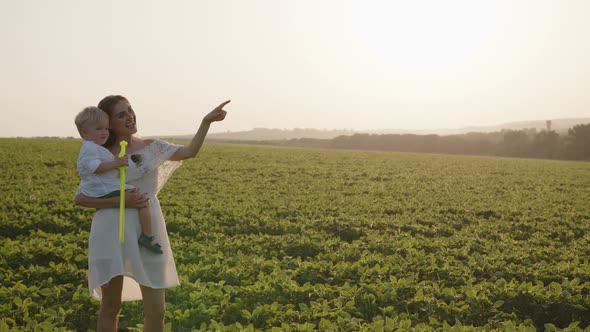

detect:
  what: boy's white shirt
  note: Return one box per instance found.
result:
[77,140,133,197]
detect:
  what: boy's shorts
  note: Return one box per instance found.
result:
[99,190,121,198]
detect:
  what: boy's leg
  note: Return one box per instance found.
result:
[122,189,152,236]
[138,207,152,236]
[135,204,162,254]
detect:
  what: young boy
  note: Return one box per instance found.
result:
[74,106,163,254]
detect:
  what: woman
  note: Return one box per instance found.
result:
[75,95,229,331]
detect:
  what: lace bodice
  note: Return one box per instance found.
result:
[126,140,182,196]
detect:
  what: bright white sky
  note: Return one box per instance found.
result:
[1,0,589,137]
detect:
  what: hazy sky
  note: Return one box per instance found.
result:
[1,0,589,137]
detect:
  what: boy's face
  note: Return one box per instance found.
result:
[81,120,110,145]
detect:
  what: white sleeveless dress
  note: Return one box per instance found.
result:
[87,140,182,301]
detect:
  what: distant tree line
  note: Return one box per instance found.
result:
[207,128,357,141]
[252,123,590,161]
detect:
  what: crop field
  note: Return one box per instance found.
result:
[1,138,590,331]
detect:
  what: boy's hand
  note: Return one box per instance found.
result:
[115,155,129,168]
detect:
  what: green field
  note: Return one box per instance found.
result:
[1,138,589,331]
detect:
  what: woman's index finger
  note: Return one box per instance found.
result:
[218,100,231,109]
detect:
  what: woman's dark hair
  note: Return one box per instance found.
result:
[98,95,129,148]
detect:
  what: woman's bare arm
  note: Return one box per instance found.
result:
[170,100,229,161]
[74,189,149,209]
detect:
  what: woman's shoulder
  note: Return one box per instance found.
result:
[137,138,170,147]
[125,138,156,154]
[142,138,171,150]
[144,138,178,148]
[129,138,177,156]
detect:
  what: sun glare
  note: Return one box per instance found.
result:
[352,0,505,73]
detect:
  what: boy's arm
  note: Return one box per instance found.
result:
[79,143,127,175]
[95,156,128,174]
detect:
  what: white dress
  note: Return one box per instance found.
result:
[87,140,182,301]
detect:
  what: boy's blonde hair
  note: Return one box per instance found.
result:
[74,106,109,137]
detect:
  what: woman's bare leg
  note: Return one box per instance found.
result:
[97,275,123,332]
[140,285,166,332]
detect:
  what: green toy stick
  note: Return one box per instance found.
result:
[119,141,128,244]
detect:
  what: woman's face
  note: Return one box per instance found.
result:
[109,99,137,136]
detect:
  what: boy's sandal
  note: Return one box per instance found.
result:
[138,234,163,254]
